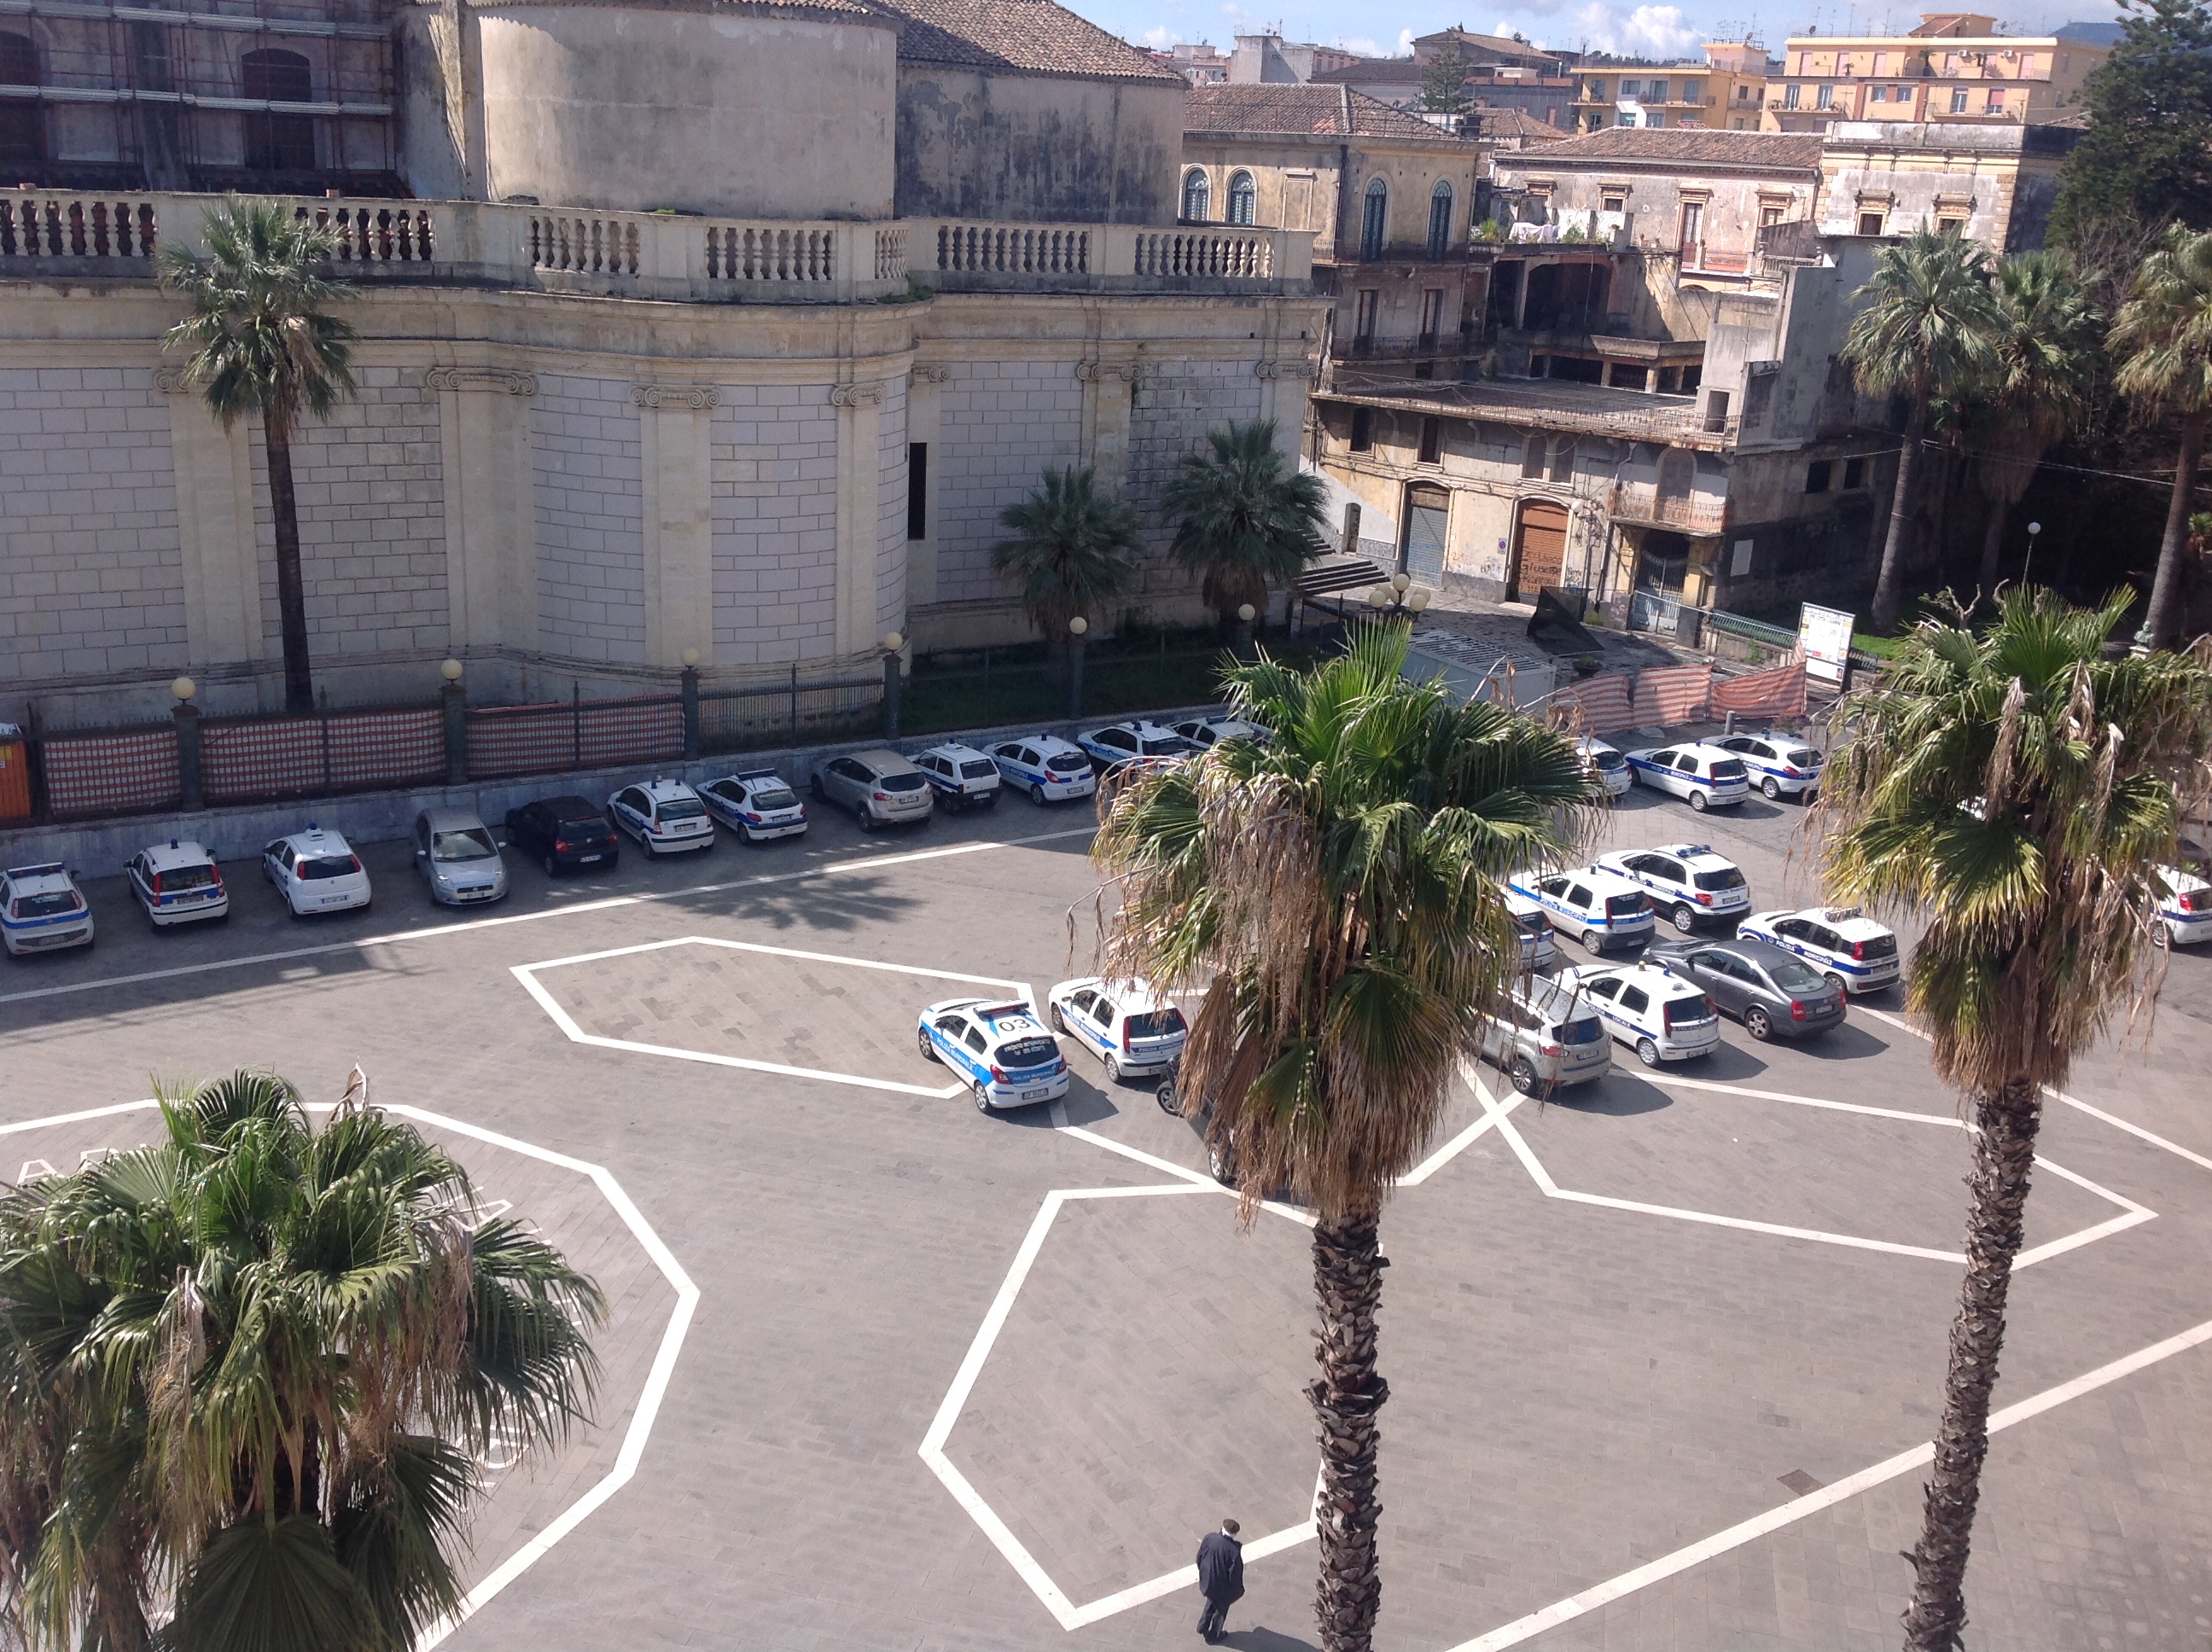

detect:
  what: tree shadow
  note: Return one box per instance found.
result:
[1220,1628,1319,1651]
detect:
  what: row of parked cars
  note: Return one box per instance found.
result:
[1575,726,1825,812]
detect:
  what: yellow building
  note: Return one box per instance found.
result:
[1763,13,2107,134]
[1572,43,1772,132]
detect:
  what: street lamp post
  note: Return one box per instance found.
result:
[2022,521,2043,589]
[679,647,701,759]
[438,658,467,784]
[1068,615,1088,718]
[1365,572,1434,621]
[171,676,203,811]
[881,631,905,738]
[1236,601,1256,657]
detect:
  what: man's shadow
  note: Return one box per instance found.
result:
[1220,1630,1318,1650]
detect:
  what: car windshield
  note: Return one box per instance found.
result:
[1663,996,1714,1028]
[1140,736,1196,756]
[159,864,219,891]
[1047,753,1089,773]
[878,772,926,793]
[960,761,997,780]
[12,891,81,918]
[1604,893,1647,918]
[656,797,707,819]
[1590,748,1626,771]
[432,828,498,861]
[1693,868,1746,892]
[1556,1015,1606,1045]
[298,855,358,880]
[997,1036,1059,1068]
[750,787,800,811]
[1126,1009,1186,1039]
[1709,759,1748,782]
[1770,959,1825,991]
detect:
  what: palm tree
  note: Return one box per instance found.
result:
[989,465,1141,645]
[2111,224,2212,650]
[0,1068,604,1651]
[1966,253,2100,604]
[160,198,358,713]
[1842,227,2002,634]
[1092,624,1596,1652]
[1815,590,2212,1652]
[1161,420,1330,634]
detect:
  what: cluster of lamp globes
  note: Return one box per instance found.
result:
[1367,572,1432,611]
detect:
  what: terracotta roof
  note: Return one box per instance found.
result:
[1475,108,1572,142]
[1184,84,1467,139]
[1312,58,1427,84]
[1503,126,1824,170]
[875,0,1185,81]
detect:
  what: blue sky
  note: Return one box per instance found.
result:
[1081,0,2128,61]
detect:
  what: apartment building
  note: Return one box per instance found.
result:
[1573,43,1772,132]
[1764,13,2106,134]
[1816,119,2083,251]
[1228,33,1370,84]
[1314,57,1579,129]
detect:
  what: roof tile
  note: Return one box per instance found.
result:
[1184,84,1468,139]
[875,0,1185,81]
[1503,126,1825,170]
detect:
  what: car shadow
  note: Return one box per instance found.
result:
[1541,1075,1673,1115]
[1692,1041,1773,1081]
[1783,1021,1893,1061]
[1221,1628,1319,1651]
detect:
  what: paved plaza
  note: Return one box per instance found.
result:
[3,777,2209,1651]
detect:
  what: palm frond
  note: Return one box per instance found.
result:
[988,466,1141,639]
[1160,419,1329,620]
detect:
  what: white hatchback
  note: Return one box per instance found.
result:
[609,777,715,856]
[1508,864,1656,956]
[1579,736,1632,799]
[1501,886,1559,972]
[1597,844,1752,934]
[1737,905,1902,995]
[701,769,809,844]
[1048,976,1190,1082]
[2,863,95,955]
[1622,742,1751,812]
[915,742,1003,811]
[125,838,229,928]
[1714,729,1825,801]
[2152,864,2212,946]
[1554,961,1721,1067]
[261,828,371,918]
[1173,716,1268,751]
[990,735,1098,804]
[1075,720,1199,773]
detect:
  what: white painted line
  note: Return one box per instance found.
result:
[1395,1068,1524,1186]
[517,932,1031,990]
[1441,1314,2212,1652]
[0,1098,166,1135]
[1055,1124,1316,1227]
[0,824,1099,1009]
[1638,1071,1963,1127]
[2047,1086,2212,1174]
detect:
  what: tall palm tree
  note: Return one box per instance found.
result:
[1843,227,2002,634]
[1093,625,1596,1652]
[2111,224,2212,650]
[990,465,1141,646]
[160,198,358,713]
[0,1069,604,1651]
[1161,419,1330,631]
[1815,590,2212,1652]
[1966,253,2099,603]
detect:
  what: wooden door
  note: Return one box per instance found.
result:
[1511,500,1569,599]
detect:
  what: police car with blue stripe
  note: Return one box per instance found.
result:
[1507,864,1656,956]
[989,734,1098,805]
[1500,885,1559,971]
[1737,905,1901,995]
[1621,742,1751,812]
[1596,844,1751,934]
[1714,729,1825,801]
[917,997,1071,1111]
[2151,864,2212,947]
[701,769,809,844]
[2,863,94,957]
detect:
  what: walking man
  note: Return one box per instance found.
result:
[1195,1517,1243,1643]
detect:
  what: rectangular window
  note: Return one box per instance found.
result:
[1678,201,1704,263]
[1950,88,1969,113]
[1870,84,1888,102]
[1858,210,1885,236]
[1417,416,1441,465]
[1522,433,1545,478]
[1648,79,1668,101]
[1805,459,1832,494]
[2019,54,2036,75]
[1986,89,2004,111]
[906,443,928,538]
[1843,456,1866,488]
[1816,83,1834,108]
[1872,50,1888,73]
[1938,216,1967,235]
[1547,437,1576,483]
[1681,79,1703,102]
[1419,288,1444,343]
[1645,113,1664,128]
[1350,407,1373,452]
[1784,83,1802,109]
[1353,288,1379,345]
[1601,189,1627,214]
[1760,203,1785,226]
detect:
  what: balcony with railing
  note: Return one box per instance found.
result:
[1609,479,1729,532]
[1320,375,1742,450]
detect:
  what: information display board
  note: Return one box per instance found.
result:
[1798,602,1855,684]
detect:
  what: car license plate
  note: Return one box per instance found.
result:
[579,854,602,863]
[1023,1087,1048,1099]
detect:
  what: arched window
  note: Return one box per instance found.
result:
[241,48,315,173]
[1359,177,1388,260]
[1181,168,1211,224]
[1227,171,1256,226]
[1427,179,1453,259]
[0,32,42,166]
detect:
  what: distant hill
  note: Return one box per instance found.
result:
[2056,20,2125,44]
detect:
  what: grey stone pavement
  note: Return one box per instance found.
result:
[1,771,2208,1652]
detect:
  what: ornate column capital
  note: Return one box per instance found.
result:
[829,381,886,407]
[632,383,719,410]
[152,365,195,395]
[910,364,951,384]
[428,366,540,396]
[1074,360,1139,383]
[1254,358,1321,382]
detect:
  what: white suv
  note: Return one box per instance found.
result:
[609,778,715,856]
[261,828,371,918]
[1508,864,1656,955]
[1623,742,1751,812]
[1738,905,1902,994]
[1597,845,1751,934]
[914,742,1002,811]
[1554,960,1721,1067]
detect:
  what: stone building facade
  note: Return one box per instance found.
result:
[1764,15,2104,134]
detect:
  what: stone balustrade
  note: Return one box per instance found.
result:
[0,190,1315,298]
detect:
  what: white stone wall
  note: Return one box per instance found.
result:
[0,368,184,685]
[932,361,1085,608]
[876,381,909,641]
[708,385,839,668]
[250,368,449,666]
[533,375,646,666]
[1127,357,1266,600]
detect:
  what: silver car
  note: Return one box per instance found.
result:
[812,748,934,831]
[1480,976,1612,1095]
[412,806,509,906]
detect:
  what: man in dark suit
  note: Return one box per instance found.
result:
[1195,1517,1244,1643]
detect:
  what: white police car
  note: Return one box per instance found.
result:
[1579,736,1632,799]
[914,742,1002,811]
[1172,715,1268,751]
[1047,975,1189,1082]
[1738,905,1901,995]
[1507,864,1656,955]
[1075,720,1199,773]
[1501,885,1559,971]
[1554,960,1721,1067]
[261,827,371,918]
[1622,742,1751,812]
[2151,864,2212,947]
[124,839,229,928]
[2,863,94,956]
[608,778,714,857]
[1714,729,1825,801]
[917,997,1071,1111]
[1596,844,1751,934]
[990,734,1098,805]
[701,769,809,844]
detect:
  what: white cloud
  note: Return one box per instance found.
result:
[1142,23,1180,46]
[1569,0,1699,55]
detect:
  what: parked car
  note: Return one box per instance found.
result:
[124,839,228,928]
[701,769,809,844]
[1046,975,1189,1083]
[1622,742,1751,812]
[1714,729,1825,801]
[1074,720,1199,773]
[2,862,94,956]
[608,778,715,857]
[1501,885,1559,972]
[504,795,620,875]
[1172,715,1267,751]
[1553,960,1721,1067]
[1596,844,1751,934]
[1578,736,1632,799]
[914,742,1002,811]
[1152,1067,1268,1190]
[1650,936,1846,1041]
[917,996,1069,1111]
[1480,975,1611,1095]
[990,735,1099,805]
[261,827,371,919]
[411,807,509,906]
[2151,864,2212,947]
[1507,864,1656,955]
[1737,905,1901,996]
[813,749,933,831]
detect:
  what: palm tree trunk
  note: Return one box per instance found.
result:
[1976,499,2006,607]
[2145,410,2206,651]
[1871,406,1925,634]
[1311,1209,1388,1652]
[1901,1076,2041,1652]
[265,412,315,713]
